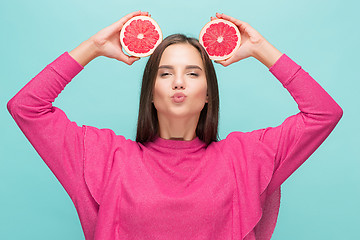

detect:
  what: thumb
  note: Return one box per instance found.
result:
[115,50,140,65]
[128,56,141,65]
[122,55,140,65]
[215,56,235,67]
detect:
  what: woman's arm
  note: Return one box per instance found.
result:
[258,52,343,195]
[69,39,100,67]
[251,40,283,69]
[7,51,86,199]
[6,10,151,200]
[215,13,343,195]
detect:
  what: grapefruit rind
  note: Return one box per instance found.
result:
[199,19,241,61]
[120,16,163,58]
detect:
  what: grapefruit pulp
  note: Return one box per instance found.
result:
[199,19,241,61]
[120,16,163,57]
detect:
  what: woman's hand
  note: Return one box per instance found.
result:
[210,13,269,67]
[88,10,150,65]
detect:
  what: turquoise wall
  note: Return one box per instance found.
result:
[1,0,358,239]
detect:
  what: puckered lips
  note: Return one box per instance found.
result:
[171,92,187,103]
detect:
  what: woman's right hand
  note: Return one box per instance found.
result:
[89,10,150,65]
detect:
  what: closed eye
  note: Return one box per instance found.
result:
[160,73,199,77]
[160,73,171,77]
[188,73,199,77]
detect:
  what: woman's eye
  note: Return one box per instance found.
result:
[160,72,198,77]
[160,73,171,77]
[188,73,199,77]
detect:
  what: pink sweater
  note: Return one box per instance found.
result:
[7,52,343,240]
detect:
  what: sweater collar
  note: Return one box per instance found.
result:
[150,135,206,149]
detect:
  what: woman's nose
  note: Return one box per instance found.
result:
[174,84,184,89]
[172,76,185,89]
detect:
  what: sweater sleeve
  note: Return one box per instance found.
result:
[7,52,86,200]
[253,53,343,195]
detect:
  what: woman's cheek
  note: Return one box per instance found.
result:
[194,81,208,103]
[153,89,170,112]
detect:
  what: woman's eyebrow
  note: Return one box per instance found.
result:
[158,65,203,71]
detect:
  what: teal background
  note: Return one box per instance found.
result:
[1,0,358,239]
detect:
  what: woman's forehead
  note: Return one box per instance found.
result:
[159,43,204,67]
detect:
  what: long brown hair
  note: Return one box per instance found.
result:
[135,34,219,145]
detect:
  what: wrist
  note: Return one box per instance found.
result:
[69,39,100,67]
[252,40,283,69]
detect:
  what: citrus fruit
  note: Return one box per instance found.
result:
[199,19,241,61]
[120,16,163,57]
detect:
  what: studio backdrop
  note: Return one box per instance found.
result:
[1,0,358,239]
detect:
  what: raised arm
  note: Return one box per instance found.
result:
[215,13,343,195]
[6,10,151,200]
[6,50,86,199]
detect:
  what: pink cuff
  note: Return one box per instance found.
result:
[47,52,84,83]
[269,54,302,88]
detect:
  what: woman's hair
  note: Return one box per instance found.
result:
[135,33,220,145]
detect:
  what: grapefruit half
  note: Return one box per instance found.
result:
[120,16,163,57]
[199,19,241,61]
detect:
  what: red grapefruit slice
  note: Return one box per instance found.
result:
[199,19,241,61]
[120,16,163,57]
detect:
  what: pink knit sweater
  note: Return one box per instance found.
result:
[7,52,343,240]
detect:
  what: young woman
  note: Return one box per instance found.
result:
[7,10,343,240]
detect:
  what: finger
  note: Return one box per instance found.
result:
[214,55,236,67]
[218,13,262,40]
[127,56,141,65]
[216,12,247,25]
[110,47,135,65]
[215,59,231,67]
[210,16,217,21]
[215,13,249,32]
[220,58,233,67]
[121,53,141,65]
[110,10,149,31]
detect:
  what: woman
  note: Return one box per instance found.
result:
[7,10,343,240]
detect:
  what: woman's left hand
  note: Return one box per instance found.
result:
[210,13,267,67]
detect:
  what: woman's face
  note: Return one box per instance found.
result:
[153,43,208,119]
